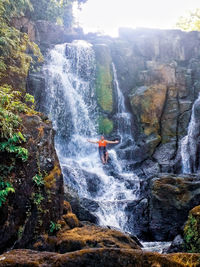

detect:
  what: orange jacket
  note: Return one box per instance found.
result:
[98,140,107,147]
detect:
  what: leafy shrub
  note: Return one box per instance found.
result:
[184,209,200,253]
[0,85,36,206]
[0,180,15,207]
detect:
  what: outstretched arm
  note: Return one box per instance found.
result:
[87,139,98,144]
[105,140,119,144]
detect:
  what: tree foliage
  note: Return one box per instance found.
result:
[27,0,87,28]
[0,0,43,88]
[176,9,200,31]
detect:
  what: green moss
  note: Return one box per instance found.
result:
[98,117,113,135]
[94,45,113,113]
[96,64,113,112]
[184,206,200,253]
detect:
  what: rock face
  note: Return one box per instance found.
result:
[89,29,200,172]
[0,114,63,253]
[148,174,200,241]
[12,17,83,50]
[1,248,200,266]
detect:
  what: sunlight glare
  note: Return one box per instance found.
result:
[74,0,200,36]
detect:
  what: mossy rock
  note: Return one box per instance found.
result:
[98,116,113,135]
[130,84,167,138]
[94,44,113,113]
[1,248,200,266]
[184,205,200,253]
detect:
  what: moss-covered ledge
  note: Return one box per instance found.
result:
[94,44,113,113]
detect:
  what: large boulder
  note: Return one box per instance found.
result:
[149,174,200,241]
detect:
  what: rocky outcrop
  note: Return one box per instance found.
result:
[149,174,200,241]
[30,198,140,253]
[35,21,83,50]
[126,173,200,241]
[1,248,200,266]
[33,224,141,253]
[0,114,63,253]
[130,83,167,156]
[12,17,83,50]
[90,29,200,172]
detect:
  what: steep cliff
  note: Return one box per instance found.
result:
[0,113,64,253]
[108,29,200,174]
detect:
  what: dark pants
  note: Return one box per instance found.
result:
[99,146,107,160]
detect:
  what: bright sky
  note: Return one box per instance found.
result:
[74,0,200,36]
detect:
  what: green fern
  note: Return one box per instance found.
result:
[33,174,44,186]
[0,181,15,207]
[49,221,61,233]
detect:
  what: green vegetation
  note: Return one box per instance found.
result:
[0,85,37,207]
[32,192,44,205]
[0,0,43,208]
[33,174,45,187]
[50,220,61,233]
[0,181,15,207]
[27,0,87,28]
[184,210,200,253]
[98,116,113,135]
[0,0,43,88]
[177,8,200,31]
[96,64,113,112]
[95,45,113,113]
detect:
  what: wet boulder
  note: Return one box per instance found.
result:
[149,174,200,241]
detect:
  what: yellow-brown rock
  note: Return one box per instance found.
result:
[56,224,141,253]
[62,213,80,229]
[1,248,200,266]
[130,83,167,138]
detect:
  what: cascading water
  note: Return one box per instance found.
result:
[42,40,140,233]
[181,93,200,174]
[112,63,132,141]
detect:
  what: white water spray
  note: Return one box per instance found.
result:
[43,41,139,232]
[181,93,200,174]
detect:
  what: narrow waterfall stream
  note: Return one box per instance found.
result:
[42,40,140,233]
[112,63,132,140]
[181,93,200,174]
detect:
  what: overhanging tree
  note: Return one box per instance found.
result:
[176,8,200,31]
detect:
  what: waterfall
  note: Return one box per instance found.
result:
[42,40,139,233]
[112,63,132,140]
[181,93,200,174]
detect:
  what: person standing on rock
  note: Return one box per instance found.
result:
[87,135,119,164]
